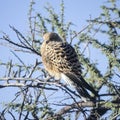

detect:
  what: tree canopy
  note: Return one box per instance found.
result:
[0,0,120,120]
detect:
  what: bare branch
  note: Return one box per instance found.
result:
[0,27,40,55]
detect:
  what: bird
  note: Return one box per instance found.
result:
[40,32,98,101]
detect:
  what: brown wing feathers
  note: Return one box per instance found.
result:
[41,32,98,100]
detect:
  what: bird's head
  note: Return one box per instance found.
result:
[43,32,62,42]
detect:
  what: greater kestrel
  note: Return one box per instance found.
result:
[41,32,98,101]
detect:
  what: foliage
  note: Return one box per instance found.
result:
[0,0,120,119]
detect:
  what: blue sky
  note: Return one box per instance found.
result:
[0,0,103,32]
[0,0,104,62]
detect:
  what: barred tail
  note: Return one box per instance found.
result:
[63,73,98,101]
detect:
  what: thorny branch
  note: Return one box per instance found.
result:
[0,25,120,119]
[0,2,120,118]
[0,26,40,55]
[47,98,120,120]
